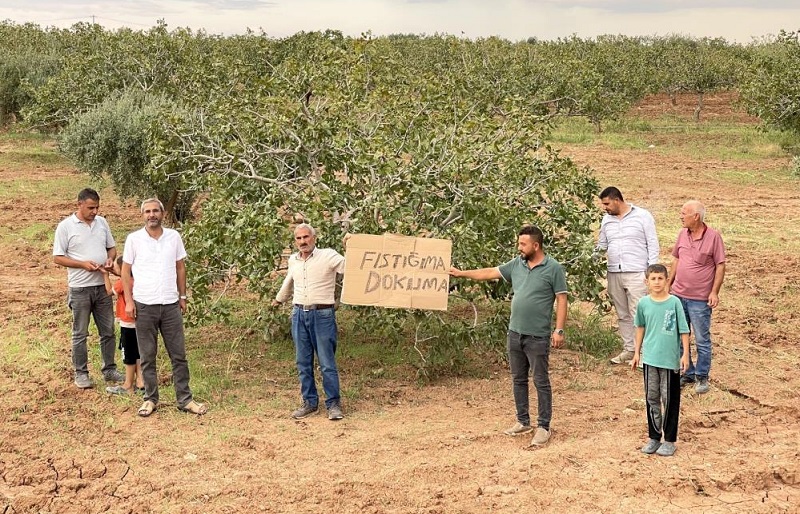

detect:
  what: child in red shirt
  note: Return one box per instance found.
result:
[104,256,144,394]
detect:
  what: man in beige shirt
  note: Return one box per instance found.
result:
[273,223,346,420]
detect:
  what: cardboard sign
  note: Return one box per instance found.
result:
[342,233,452,311]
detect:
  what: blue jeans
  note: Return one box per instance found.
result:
[68,285,117,376]
[292,306,340,409]
[507,331,552,429]
[678,296,713,379]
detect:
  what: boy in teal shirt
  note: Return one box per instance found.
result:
[631,264,690,457]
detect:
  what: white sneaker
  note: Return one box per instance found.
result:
[503,422,533,436]
[610,350,634,365]
[530,427,551,446]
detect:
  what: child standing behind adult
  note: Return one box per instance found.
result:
[104,256,145,395]
[631,263,690,457]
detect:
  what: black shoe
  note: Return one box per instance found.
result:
[680,375,695,387]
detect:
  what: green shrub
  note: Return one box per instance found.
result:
[565,309,620,359]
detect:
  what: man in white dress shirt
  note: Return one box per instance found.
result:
[596,186,660,365]
[273,223,346,421]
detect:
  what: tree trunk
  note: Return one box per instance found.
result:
[165,189,179,224]
[693,92,704,122]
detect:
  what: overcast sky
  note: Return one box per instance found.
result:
[0,0,797,42]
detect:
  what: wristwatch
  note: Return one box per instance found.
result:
[553,328,565,336]
[179,295,188,300]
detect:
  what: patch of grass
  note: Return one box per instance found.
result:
[1,222,54,252]
[551,112,795,164]
[606,118,655,133]
[565,309,620,361]
[0,175,85,201]
[713,166,794,186]
[0,325,64,373]
[0,129,53,143]
[0,133,69,169]
[597,132,652,150]
[549,118,596,144]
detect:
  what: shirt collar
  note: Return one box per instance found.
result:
[293,246,317,260]
[688,222,708,237]
[71,213,91,225]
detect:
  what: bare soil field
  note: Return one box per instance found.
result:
[1,92,799,513]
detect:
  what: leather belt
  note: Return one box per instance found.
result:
[294,304,334,311]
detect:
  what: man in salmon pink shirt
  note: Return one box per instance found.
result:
[668,200,726,395]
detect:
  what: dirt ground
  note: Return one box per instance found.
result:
[1,93,799,513]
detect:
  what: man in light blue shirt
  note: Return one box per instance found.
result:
[596,186,660,364]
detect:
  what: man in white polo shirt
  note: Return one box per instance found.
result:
[53,188,124,389]
[121,198,206,417]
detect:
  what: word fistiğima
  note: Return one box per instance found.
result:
[358,251,447,272]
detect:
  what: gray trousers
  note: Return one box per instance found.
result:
[68,285,117,376]
[607,272,647,352]
[134,301,193,408]
[508,331,552,429]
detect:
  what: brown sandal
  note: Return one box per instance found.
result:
[178,400,208,415]
[137,400,157,417]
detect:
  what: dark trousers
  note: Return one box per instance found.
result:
[134,301,193,408]
[67,285,117,375]
[507,331,552,429]
[643,364,681,443]
[119,326,140,365]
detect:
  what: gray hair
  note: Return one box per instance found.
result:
[684,200,706,222]
[140,198,165,213]
[294,223,316,236]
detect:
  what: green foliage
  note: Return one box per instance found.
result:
[647,36,742,95]
[58,89,193,219]
[145,33,605,319]
[532,35,653,131]
[740,31,800,137]
[0,21,62,124]
[338,300,509,382]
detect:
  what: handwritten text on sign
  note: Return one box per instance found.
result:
[342,234,451,311]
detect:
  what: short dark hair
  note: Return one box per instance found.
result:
[599,186,623,202]
[77,188,100,203]
[646,263,668,278]
[518,225,544,245]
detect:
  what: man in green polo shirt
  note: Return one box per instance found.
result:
[450,225,567,447]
